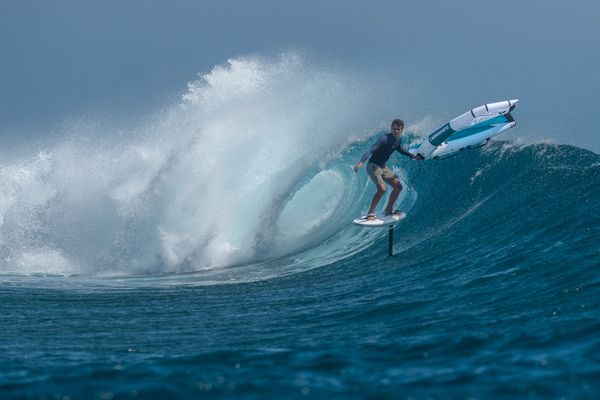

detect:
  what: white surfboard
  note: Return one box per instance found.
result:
[353,212,406,228]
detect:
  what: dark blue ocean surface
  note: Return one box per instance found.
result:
[1,141,599,399]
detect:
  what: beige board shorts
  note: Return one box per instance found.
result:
[367,162,398,186]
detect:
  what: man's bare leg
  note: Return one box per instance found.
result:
[368,184,386,218]
[384,179,403,215]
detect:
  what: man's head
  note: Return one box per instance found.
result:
[391,119,404,138]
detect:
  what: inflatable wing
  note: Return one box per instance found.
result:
[410,99,519,159]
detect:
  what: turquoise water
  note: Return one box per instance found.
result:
[1,140,599,399]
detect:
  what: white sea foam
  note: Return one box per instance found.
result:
[0,52,390,276]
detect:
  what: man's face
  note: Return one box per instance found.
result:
[392,124,404,138]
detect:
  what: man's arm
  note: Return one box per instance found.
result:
[354,136,386,172]
[397,146,424,160]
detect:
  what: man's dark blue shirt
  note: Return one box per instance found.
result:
[360,133,413,167]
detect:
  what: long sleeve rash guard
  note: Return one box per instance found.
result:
[360,133,413,167]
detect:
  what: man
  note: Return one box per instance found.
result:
[354,119,424,220]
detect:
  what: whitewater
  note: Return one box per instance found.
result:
[0,53,392,278]
[1,54,599,399]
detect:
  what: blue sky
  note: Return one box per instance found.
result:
[2,0,599,151]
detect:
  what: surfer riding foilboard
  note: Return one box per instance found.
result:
[353,119,424,221]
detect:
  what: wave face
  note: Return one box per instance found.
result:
[0,53,598,282]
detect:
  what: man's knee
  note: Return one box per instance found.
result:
[377,184,386,193]
[392,180,402,192]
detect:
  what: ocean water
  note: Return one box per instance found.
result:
[1,55,599,399]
